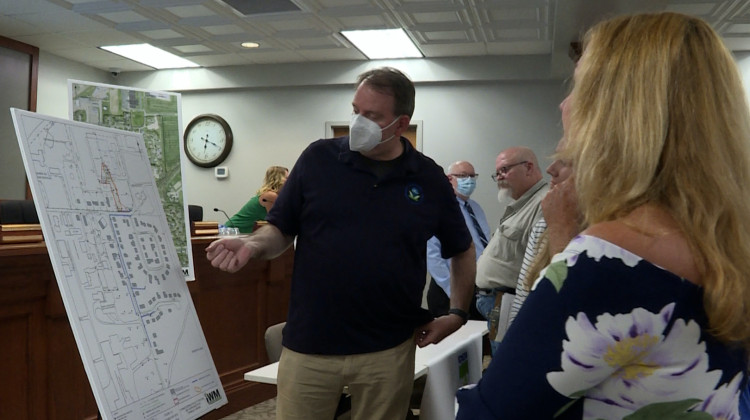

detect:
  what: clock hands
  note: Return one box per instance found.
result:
[199,134,223,158]
[200,134,222,148]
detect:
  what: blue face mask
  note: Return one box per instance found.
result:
[455,177,477,197]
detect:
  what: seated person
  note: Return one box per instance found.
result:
[259,191,278,212]
[225,165,288,233]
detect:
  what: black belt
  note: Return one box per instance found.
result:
[477,285,516,295]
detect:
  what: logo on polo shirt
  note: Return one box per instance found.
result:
[405,184,423,204]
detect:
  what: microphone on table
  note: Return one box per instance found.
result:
[214,207,230,222]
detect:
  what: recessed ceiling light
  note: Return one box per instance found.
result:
[340,28,423,60]
[100,43,200,69]
[241,42,260,49]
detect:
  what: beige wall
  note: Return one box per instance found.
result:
[32,53,570,227]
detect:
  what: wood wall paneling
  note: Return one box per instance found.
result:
[0,238,292,419]
[0,35,38,200]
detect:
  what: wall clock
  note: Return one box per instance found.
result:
[183,114,233,168]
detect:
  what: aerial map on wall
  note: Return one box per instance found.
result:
[10,108,226,420]
[68,80,194,280]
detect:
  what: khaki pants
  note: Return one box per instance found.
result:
[277,337,416,420]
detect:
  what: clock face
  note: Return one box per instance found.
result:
[183,114,233,167]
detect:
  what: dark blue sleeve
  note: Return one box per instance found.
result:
[265,142,313,236]
[741,382,750,419]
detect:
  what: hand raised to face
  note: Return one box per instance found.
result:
[542,177,582,254]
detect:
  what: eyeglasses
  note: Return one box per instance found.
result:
[448,173,478,179]
[491,161,528,181]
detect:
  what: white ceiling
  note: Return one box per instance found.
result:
[1,0,749,75]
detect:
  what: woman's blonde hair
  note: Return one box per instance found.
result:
[257,165,288,195]
[561,12,750,350]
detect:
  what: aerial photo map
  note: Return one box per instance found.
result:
[69,80,194,279]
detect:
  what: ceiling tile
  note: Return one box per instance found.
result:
[179,16,232,26]
[665,3,720,16]
[203,24,245,36]
[0,15,46,37]
[14,10,110,33]
[336,15,390,29]
[316,0,372,7]
[425,30,472,41]
[0,0,735,74]
[165,5,215,18]
[413,11,465,24]
[72,1,132,14]
[174,44,213,53]
[64,29,143,46]
[116,21,169,31]
[98,10,149,24]
[222,0,301,16]
[139,29,185,40]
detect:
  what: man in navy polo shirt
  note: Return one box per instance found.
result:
[206,67,476,420]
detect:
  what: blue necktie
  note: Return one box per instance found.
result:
[465,201,488,248]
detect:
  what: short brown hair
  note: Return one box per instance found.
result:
[356,67,415,117]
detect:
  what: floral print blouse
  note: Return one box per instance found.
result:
[456,235,748,420]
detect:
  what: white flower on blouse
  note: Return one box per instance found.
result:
[696,372,743,420]
[547,303,724,419]
[534,236,643,292]
[576,235,642,267]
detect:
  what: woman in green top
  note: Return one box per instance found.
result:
[225,165,288,233]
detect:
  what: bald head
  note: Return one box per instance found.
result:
[494,147,543,199]
[447,160,475,175]
[446,160,477,199]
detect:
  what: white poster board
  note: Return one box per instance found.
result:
[11,108,226,420]
[68,80,195,280]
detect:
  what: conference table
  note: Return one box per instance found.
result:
[244,320,488,420]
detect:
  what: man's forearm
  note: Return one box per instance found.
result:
[245,224,294,259]
[448,243,476,311]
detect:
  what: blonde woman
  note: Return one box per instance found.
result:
[225,165,288,233]
[458,12,750,419]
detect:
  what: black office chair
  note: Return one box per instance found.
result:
[0,199,39,224]
[264,322,352,419]
[187,204,203,222]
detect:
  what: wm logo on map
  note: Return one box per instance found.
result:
[205,389,222,405]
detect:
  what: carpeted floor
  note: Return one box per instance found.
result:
[219,397,353,420]
[219,397,277,420]
[220,355,491,420]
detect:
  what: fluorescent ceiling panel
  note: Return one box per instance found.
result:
[100,43,200,69]
[340,28,423,59]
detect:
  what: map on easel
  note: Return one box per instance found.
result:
[10,108,226,420]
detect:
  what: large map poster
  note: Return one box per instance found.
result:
[10,108,226,420]
[68,80,194,280]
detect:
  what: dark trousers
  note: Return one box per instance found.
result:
[426,277,483,320]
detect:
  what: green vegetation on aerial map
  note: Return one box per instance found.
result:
[71,83,192,275]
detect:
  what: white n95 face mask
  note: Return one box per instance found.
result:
[349,114,399,152]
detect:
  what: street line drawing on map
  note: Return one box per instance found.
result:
[68,80,195,280]
[11,108,226,420]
